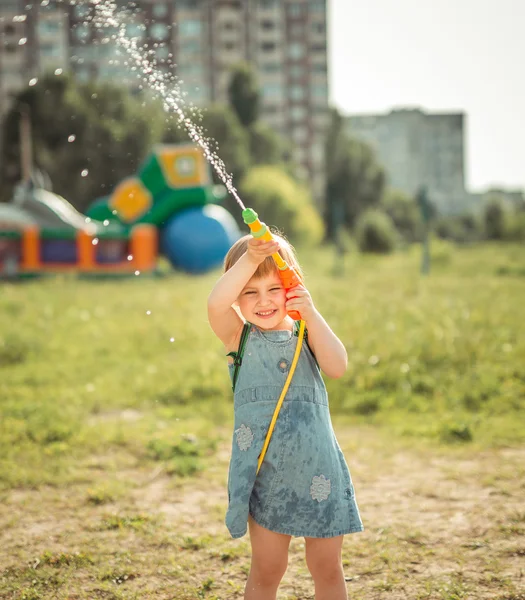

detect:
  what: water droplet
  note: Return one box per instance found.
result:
[146,310,151,315]
[134,270,140,276]
[18,37,27,46]
[68,135,76,142]
[81,169,89,177]
[127,255,133,261]
[169,337,175,343]
[103,220,109,226]
[54,68,63,76]
[92,238,99,246]
[85,217,91,223]
[28,78,38,86]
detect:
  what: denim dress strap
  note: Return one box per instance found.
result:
[226,321,251,392]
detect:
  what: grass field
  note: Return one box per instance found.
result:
[0,241,524,599]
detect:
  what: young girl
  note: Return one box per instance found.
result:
[207,233,363,600]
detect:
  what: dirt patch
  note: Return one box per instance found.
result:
[1,427,524,599]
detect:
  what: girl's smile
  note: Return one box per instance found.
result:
[255,309,278,318]
[238,273,292,330]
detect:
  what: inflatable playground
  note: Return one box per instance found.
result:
[0,144,241,279]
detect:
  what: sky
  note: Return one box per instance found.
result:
[328,0,525,192]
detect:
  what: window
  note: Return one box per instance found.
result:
[261,41,276,52]
[223,41,236,51]
[262,62,280,73]
[290,85,305,101]
[223,21,236,31]
[74,5,90,18]
[40,43,61,57]
[155,45,170,60]
[310,0,325,11]
[178,0,201,8]
[126,23,146,40]
[38,21,61,36]
[288,4,303,17]
[260,19,275,30]
[311,43,326,52]
[288,42,304,60]
[312,21,325,34]
[312,63,327,73]
[259,0,276,7]
[74,23,90,42]
[263,82,283,98]
[311,83,328,98]
[290,65,303,78]
[290,105,307,121]
[152,4,168,18]
[178,63,204,77]
[187,86,208,102]
[179,20,202,36]
[150,23,170,41]
[180,38,201,53]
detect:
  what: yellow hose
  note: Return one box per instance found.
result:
[256,320,306,475]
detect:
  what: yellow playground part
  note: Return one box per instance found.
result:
[109,178,153,224]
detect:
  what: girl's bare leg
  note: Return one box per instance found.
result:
[244,516,291,600]
[305,535,347,600]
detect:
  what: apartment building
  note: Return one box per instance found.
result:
[0,0,329,202]
[346,108,468,215]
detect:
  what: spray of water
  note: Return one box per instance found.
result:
[82,0,247,211]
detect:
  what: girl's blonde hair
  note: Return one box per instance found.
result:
[224,233,303,280]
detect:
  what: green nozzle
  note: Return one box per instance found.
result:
[242,208,258,225]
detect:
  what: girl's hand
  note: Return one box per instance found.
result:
[246,237,280,265]
[285,285,316,321]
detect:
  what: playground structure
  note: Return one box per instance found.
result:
[0,144,241,279]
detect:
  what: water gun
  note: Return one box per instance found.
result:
[242,208,302,320]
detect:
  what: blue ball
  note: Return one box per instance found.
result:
[160,205,241,274]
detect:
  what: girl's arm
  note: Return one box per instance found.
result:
[285,286,347,379]
[207,238,280,346]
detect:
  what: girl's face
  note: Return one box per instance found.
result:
[237,272,291,330]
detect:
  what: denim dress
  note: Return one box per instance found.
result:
[226,323,364,539]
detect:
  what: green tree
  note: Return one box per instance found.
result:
[381,188,422,243]
[226,62,292,174]
[239,166,324,245]
[484,196,509,240]
[0,73,163,211]
[227,62,260,128]
[355,209,398,254]
[324,108,386,239]
[248,121,289,167]
[199,104,250,183]
[190,104,251,219]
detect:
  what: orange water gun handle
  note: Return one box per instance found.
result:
[242,208,302,320]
